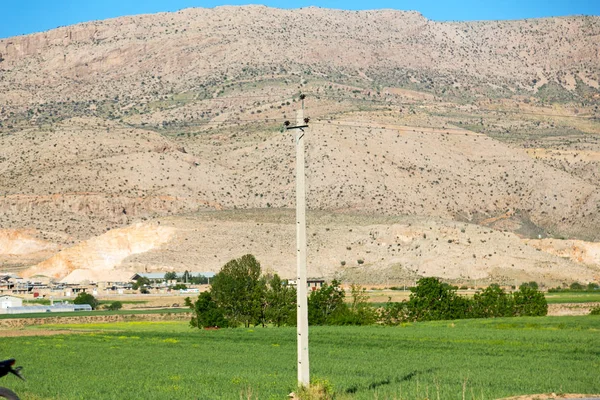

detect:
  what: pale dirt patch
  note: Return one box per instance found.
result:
[0,329,78,337]
[547,302,600,316]
[0,312,191,329]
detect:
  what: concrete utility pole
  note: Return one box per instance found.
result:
[284,94,310,388]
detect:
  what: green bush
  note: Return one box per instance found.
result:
[514,285,548,316]
[132,277,150,290]
[472,284,514,318]
[73,292,99,310]
[186,292,228,328]
[308,280,346,325]
[297,378,335,400]
[570,282,585,290]
[382,280,547,323]
[171,284,187,290]
[590,306,600,316]
[520,281,539,290]
[264,274,296,327]
[406,277,472,321]
[378,298,408,326]
[107,301,123,311]
[328,284,377,326]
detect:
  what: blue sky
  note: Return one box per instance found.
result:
[2,0,599,39]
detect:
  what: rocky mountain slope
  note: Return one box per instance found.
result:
[0,6,599,284]
[1,6,599,107]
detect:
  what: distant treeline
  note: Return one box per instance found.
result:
[185,255,548,328]
[548,282,600,293]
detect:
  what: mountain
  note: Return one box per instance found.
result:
[0,6,599,284]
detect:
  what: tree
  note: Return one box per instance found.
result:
[329,284,377,325]
[378,298,408,326]
[186,292,228,328]
[189,274,210,285]
[514,285,547,316]
[308,280,346,325]
[250,275,268,327]
[210,254,265,327]
[520,281,539,290]
[264,274,296,327]
[74,292,99,310]
[164,271,178,281]
[132,277,150,290]
[348,284,377,325]
[472,284,515,318]
[406,277,471,321]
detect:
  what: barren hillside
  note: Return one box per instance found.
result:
[1,6,599,284]
[1,6,599,107]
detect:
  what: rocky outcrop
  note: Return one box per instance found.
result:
[21,222,175,281]
[0,193,218,223]
[0,229,59,268]
[0,229,57,256]
[525,239,600,267]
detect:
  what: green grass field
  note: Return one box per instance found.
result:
[1,316,599,399]
[544,292,600,304]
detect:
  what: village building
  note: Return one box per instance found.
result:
[0,295,23,311]
[287,278,326,291]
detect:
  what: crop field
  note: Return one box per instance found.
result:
[544,292,600,304]
[1,316,599,399]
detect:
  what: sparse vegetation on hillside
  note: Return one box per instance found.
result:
[0,7,598,284]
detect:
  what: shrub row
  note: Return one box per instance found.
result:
[379,278,548,325]
[186,255,548,329]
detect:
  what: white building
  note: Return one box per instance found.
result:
[0,295,23,312]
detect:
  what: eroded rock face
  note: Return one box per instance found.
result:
[0,193,216,222]
[0,229,59,268]
[525,239,600,267]
[117,211,600,286]
[0,229,57,256]
[7,210,600,285]
[21,222,175,281]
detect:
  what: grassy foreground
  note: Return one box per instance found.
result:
[1,317,599,399]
